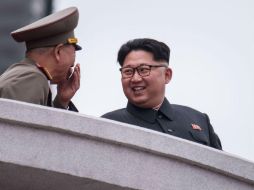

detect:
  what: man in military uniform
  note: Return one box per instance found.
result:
[102,38,222,150]
[0,7,82,111]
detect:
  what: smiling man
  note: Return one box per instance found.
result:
[102,38,222,149]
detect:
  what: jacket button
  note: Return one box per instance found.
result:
[158,115,163,119]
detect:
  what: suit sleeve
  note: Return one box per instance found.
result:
[204,114,222,150]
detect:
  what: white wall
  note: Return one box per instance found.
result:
[54,0,254,162]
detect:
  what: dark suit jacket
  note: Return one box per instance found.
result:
[0,58,78,112]
[102,98,222,150]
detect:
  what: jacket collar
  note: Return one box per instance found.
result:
[22,57,52,80]
[126,98,174,123]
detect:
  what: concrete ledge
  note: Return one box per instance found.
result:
[0,98,253,190]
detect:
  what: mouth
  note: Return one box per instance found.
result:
[132,86,145,94]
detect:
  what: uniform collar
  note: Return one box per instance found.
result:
[22,57,53,80]
[36,64,53,80]
[126,98,174,123]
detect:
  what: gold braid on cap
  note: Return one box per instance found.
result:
[67,37,78,44]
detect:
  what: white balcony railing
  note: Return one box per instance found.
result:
[0,98,253,190]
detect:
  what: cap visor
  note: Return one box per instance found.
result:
[74,44,82,51]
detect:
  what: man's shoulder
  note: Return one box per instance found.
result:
[0,61,49,99]
[1,61,47,83]
[101,108,136,124]
[102,108,127,119]
[9,61,43,74]
[171,104,203,115]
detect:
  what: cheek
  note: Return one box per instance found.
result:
[63,55,75,67]
[121,79,129,91]
[121,79,126,87]
[63,50,75,62]
[70,52,75,62]
[145,75,164,90]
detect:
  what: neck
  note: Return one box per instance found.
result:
[153,99,164,110]
[26,49,54,80]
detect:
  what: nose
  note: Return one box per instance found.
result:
[131,69,142,82]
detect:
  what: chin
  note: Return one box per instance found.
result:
[129,99,149,108]
[51,77,63,84]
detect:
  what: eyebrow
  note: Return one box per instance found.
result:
[122,63,150,68]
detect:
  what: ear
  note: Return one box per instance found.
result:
[165,67,172,84]
[54,44,64,62]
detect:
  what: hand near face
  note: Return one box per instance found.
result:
[55,63,80,108]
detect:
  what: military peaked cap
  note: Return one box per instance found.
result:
[11,7,82,51]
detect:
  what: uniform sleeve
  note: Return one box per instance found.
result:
[53,98,79,112]
[204,114,222,150]
[67,101,79,112]
[0,72,49,105]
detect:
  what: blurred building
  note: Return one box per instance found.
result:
[0,0,53,74]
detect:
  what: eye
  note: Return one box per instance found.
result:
[138,66,150,74]
[122,68,133,75]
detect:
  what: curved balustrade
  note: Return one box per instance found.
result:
[0,99,253,190]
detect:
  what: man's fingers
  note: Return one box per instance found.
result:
[72,65,80,90]
[75,63,80,78]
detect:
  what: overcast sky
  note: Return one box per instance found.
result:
[54,0,254,162]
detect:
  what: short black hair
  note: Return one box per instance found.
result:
[117,38,170,66]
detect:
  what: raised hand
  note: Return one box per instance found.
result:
[54,64,80,108]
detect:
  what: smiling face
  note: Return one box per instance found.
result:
[121,50,172,108]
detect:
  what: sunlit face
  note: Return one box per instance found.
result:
[121,50,172,108]
[53,44,76,83]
